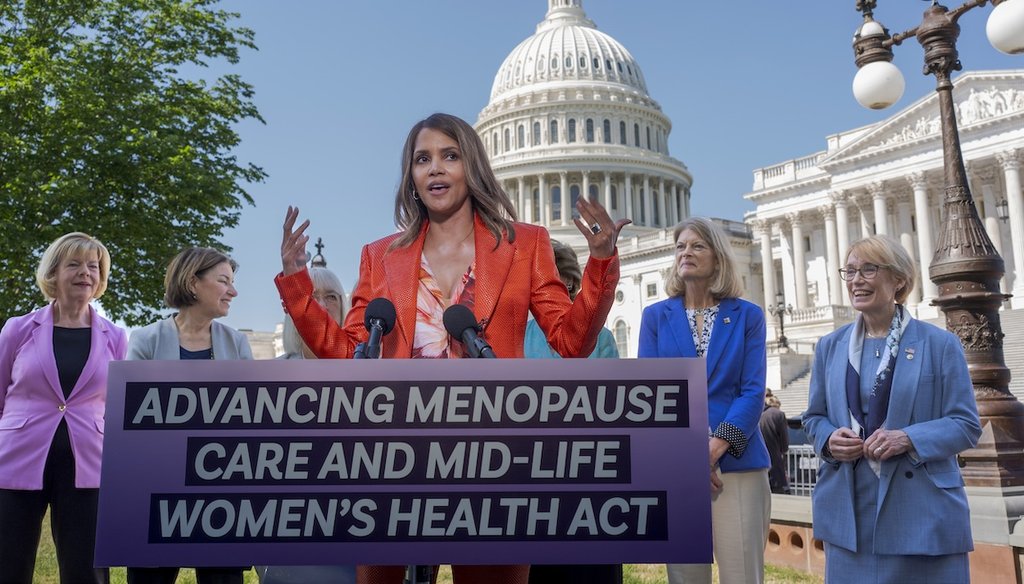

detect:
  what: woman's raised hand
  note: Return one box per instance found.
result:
[574,195,632,259]
[281,206,311,276]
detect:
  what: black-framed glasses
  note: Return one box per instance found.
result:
[838,263,887,281]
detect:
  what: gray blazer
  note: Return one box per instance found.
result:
[127,315,253,361]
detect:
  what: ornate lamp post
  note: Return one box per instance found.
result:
[850,0,1024,487]
[767,292,793,349]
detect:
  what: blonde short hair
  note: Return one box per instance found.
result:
[665,217,743,299]
[36,232,111,301]
[845,235,916,305]
[550,240,582,299]
[163,247,238,309]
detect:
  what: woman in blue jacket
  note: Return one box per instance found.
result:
[802,236,979,583]
[638,217,770,584]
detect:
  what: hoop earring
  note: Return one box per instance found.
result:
[412,191,420,201]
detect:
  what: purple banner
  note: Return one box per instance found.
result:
[96,358,710,566]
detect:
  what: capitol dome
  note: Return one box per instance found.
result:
[476,0,692,238]
[489,1,649,102]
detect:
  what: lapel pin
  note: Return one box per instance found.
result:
[905,348,914,360]
[723,317,731,324]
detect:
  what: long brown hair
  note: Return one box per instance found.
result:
[391,113,518,249]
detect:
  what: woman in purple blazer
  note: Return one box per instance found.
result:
[0,232,128,584]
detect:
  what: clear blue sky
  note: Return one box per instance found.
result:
[210,0,1020,333]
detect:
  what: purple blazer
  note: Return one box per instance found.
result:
[0,304,127,489]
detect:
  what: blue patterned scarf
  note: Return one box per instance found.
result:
[845,304,912,439]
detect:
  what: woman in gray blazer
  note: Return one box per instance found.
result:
[126,247,252,584]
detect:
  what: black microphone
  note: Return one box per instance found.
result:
[443,304,497,359]
[357,298,396,359]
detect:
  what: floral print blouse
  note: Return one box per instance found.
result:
[412,254,476,359]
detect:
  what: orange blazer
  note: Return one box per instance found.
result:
[275,214,619,359]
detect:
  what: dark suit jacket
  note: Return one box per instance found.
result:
[276,213,619,359]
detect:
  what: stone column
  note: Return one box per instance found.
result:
[538,174,549,226]
[908,171,939,309]
[997,151,1024,308]
[821,205,842,306]
[603,173,613,217]
[560,171,570,226]
[658,177,667,227]
[581,170,591,204]
[670,183,680,225]
[624,174,634,222]
[516,176,526,222]
[895,192,920,306]
[868,182,889,236]
[643,175,652,226]
[829,191,851,306]
[789,213,809,309]
[777,218,795,309]
[856,194,873,238]
[752,219,776,312]
[971,164,1009,296]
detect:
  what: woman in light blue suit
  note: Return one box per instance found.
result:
[802,235,980,583]
[639,217,770,584]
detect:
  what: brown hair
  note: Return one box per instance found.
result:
[392,113,517,249]
[550,239,582,299]
[163,247,238,309]
[36,232,111,301]
[845,235,916,304]
[665,217,744,299]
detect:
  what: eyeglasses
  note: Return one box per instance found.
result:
[313,291,343,305]
[838,263,887,281]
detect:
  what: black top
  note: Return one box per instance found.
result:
[179,346,213,360]
[53,326,91,399]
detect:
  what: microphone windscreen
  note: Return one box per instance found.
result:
[364,297,397,334]
[442,303,478,339]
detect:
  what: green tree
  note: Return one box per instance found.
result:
[0,0,265,326]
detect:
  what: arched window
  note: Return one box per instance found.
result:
[603,119,611,144]
[568,119,577,143]
[532,188,540,221]
[646,127,651,150]
[552,186,562,222]
[492,131,498,155]
[585,119,594,143]
[634,123,640,147]
[551,56,559,70]
[503,128,510,152]
[588,183,599,202]
[570,185,581,214]
[533,122,541,146]
[614,320,629,357]
[610,184,618,210]
[565,56,573,69]
[619,121,626,145]
[550,119,559,144]
[517,124,525,149]
[652,191,660,225]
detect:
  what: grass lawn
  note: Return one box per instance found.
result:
[34,514,821,584]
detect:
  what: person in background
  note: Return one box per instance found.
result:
[802,235,980,583]
[277,112,629,584]
[638,217,770,584]
[759,389,790,495]
[523,239,619,361]
[0,232,127,584]
[278,266,348,360]
[258,262,354,584]
[126,247,252,584]
[524,238,621,584]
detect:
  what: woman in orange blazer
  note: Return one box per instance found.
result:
[275,112,629,584]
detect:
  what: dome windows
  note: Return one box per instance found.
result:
[619,121,626,145]
[551,56,559,70]
[579,55,587,68]
[586,119,595,143]
[593,57,601,70]
[533,122,541,146]
[565,56,573,69]
[568,119,577,143]
[550,120,559,144]
[603,119,611,144]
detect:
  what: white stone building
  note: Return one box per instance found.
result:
[475,0,756,357]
